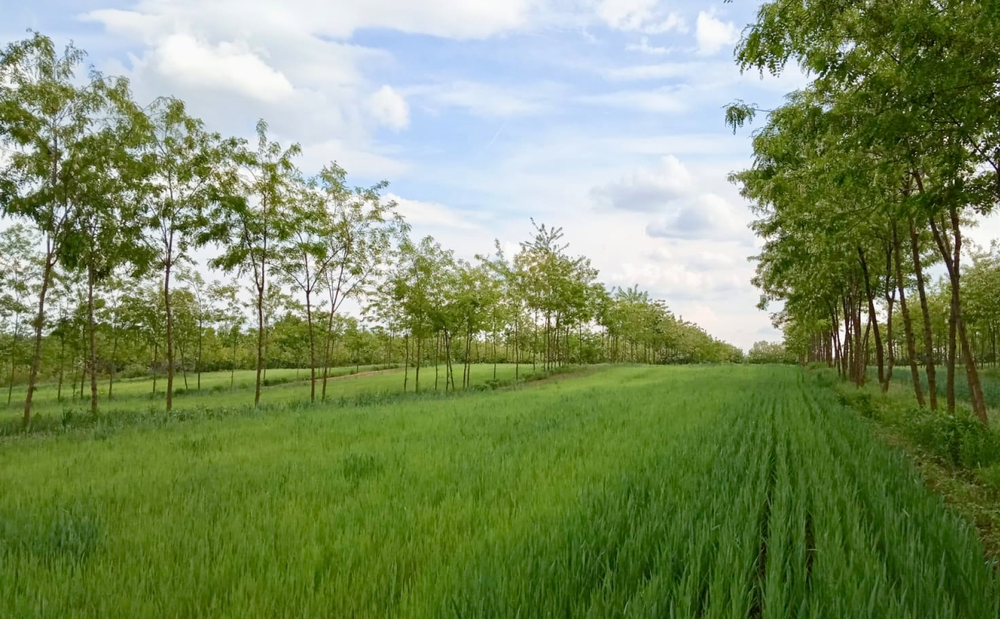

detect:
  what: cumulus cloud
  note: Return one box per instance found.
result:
[646,193,747,240]
[87,0,534,42]
[153,34,295,102]
[387,193,482,230]
[695,10,739,56]
[368,85,409,130]
[591,155,692,211]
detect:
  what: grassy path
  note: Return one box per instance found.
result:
[0,365,995,617]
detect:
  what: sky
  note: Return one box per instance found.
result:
[4,0,843,349]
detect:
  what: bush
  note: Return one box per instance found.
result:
[911,410,1000,468]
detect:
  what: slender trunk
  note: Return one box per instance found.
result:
[910,218,938,410]
[152,341,158,395]
[109,329,118,402]
[435,333,440,391]
[87,266,99,416]
[57,328,66,402]
[893,222,925,406]
[403,334,409,392]
[254,280,264,407]
[164,259,175,412]
[930,207,988,423]
[321,311,335,401]
[883,240,895,392]
[465,326,473,388]
[514,316,520,379]
[23,256,55,426]
[858,247,885,387]
[180,340,189,390]
[6,324,15,405]
[305,289,316,402]
[197,317,204,391]
[415,335,422,393]
[929,215,958,414]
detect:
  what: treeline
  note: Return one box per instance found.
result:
[0,33,740,424]
[728,1,1000,424]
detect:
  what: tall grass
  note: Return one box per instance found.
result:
[0,365,995,617]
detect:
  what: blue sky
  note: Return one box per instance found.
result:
[6,0,817,348]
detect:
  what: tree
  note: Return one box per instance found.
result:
[204,119,300,406]
[0,33,123,424]
[145,97,227,410]
[0,224,40,404]
[276,176,335,401]
[316,164,404,399]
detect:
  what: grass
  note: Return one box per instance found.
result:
[882,364,1000,412]
[830,366,1000,563]
[1,363,533,432]
[0,364,996,617]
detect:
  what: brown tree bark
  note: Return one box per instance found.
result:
[858,247,885,387]
[893,221,925,406]
[909,218,938,410]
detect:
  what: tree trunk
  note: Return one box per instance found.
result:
[514,316,520,379]
[57,328,66,402]
[7,324,16,405]
[152,341,158,395]
[415,335,422,393]
[109,330,118,402]
[403,334,409,392]
[254,279,264,407]
[23,256,55,426]
[858,247,885,388]
[87,266,99,416]
[930,208,988,423]
[910,218,938,410]
[197,316,204,391]
[305,289,316,402]
[882,241,896,392]
[893,222,925,406]
[164,259,175,412]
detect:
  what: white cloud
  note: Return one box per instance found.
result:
[646,193,748,241]
[597,0,687,34]
[591,155,692,211]
[154,33,295,102]
[87,0,535,42]
[387,193,482,230]
[695,10,738,56]
[625,37,672,56]
[368,85,410,130]
[298,139,410,179]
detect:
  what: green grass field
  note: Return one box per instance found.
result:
[1,363,529,429]
[1,365,997,617]
[882,364,1000,414]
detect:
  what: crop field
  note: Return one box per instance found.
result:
[1,365,997,617]
[880,365,1000,416]
[0,363,527,430]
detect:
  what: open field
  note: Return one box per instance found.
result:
[1,365,996,617]
[1,363,529,430]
